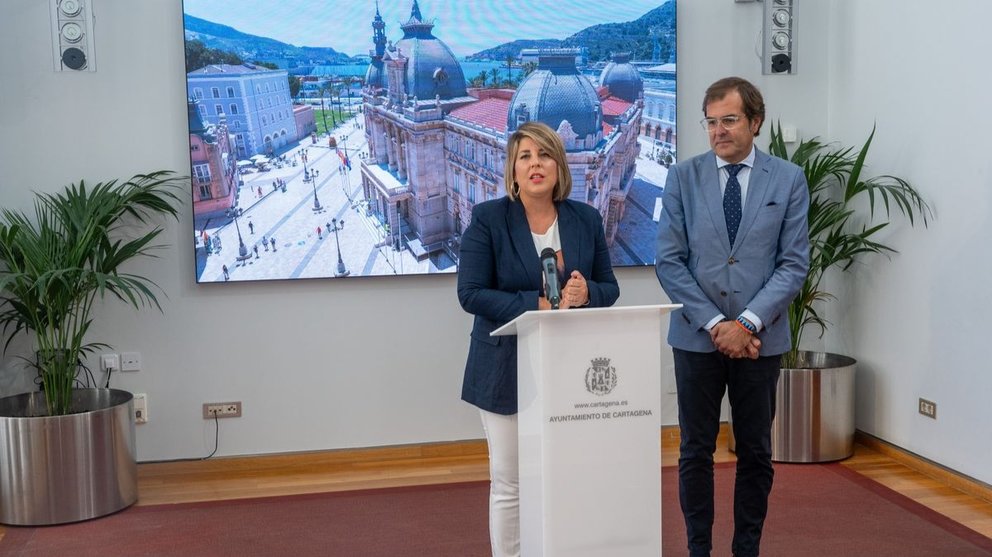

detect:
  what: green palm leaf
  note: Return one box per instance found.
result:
[0,171,186,415]
[771,124,932,367]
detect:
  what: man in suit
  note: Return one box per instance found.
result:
[655,77,810,557]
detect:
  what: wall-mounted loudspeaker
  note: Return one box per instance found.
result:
[50,0,96,71]
[762,0,796,75]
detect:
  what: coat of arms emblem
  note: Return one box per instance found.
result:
[585,357,617,396]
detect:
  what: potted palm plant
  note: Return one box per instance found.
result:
[0,171,184,524]
[765,124,932,462]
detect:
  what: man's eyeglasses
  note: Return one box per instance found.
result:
[700,115,745,131]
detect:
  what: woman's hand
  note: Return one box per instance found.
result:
[559,270,589,309]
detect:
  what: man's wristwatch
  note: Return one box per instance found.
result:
[736,315,758,334]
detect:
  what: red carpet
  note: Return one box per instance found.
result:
[0,464,989,556]
[688,462,992,556]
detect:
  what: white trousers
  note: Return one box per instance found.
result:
[479,409,520,557]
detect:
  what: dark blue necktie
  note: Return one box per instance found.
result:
[723,163,745,246]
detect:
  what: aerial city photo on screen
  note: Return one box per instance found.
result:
[184,0,676,283]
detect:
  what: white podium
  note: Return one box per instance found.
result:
[492,304,680,557]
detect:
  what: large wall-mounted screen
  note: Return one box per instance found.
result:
[184,0,676,283]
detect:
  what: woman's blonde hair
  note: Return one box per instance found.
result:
[504,121,572,202]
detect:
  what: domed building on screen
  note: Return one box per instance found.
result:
[360,0,642,262]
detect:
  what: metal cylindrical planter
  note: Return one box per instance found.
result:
[771,351,856,463]
[728,351,856,463]
[0,388,137,525]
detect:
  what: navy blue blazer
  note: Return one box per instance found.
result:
[457,197,620,414]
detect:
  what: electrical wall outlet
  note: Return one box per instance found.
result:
[133,393,148,424]
[121,351,141,372]
[203,401,242,419]
[101,353,120,373]
[781,124,798,143]
[918,398,937,419]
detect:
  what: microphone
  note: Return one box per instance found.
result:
[540,247,561,310]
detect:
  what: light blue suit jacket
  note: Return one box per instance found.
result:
[655,148,809,356]
[458,197,620,414]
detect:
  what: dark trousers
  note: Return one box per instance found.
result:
[673,348,780,557]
